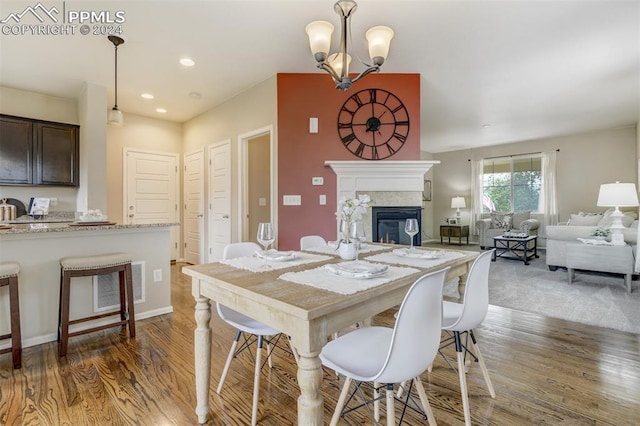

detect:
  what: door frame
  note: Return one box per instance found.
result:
[238,125,276,243]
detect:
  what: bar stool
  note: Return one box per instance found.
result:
[0,262,22,369]
[58,253,135,357]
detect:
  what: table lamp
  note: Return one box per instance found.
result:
[451,196,466,218]
[596,182,639,245]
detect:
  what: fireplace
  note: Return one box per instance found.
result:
[372,206,422,245]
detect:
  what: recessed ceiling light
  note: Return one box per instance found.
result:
[179,57,195,67]
[189,91,202,100]
[156,108,167,113]
[481,124,492,128]
[141,93,154,99]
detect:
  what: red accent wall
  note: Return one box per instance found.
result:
[277,73,421,250]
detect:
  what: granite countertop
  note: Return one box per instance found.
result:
[0,222,179,235]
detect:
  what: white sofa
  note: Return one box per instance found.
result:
[545,210,638,270]
[476,211,540,249]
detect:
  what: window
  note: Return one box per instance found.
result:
[482,154,541,213]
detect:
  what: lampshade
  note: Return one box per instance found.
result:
[597,182,639,207]
[108,107,123,126]
[451,196,466,209]
[305,20,334,61]
[366,25,394,64]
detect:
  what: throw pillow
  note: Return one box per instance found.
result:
[490,212,513,229]
[512,211,531,229]
[597,210,637,228]
[568,214,602,226]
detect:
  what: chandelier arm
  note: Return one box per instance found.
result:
[350,65,381,85]
[338,8,349,81]
[318,62,343,83]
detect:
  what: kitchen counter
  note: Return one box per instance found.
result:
[0,221,178,351]
[0,221,178,234]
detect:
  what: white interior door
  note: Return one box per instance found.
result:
[184,149,205,264]
[124,149,179,260]
[208,140,231,261]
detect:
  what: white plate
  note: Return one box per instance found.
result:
[255,250,298,262]
[325,261,388,279]
[393,248,446,259]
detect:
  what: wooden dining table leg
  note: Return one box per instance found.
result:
[194,294,212,424]
[296,351,324,425]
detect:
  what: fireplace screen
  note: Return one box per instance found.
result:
[372,206,422,245]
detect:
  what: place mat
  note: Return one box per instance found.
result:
[363,249,466,268]
[220,252,332,273]
[68,221,116,226]
[304,242,387,256]
[279,261,420,295]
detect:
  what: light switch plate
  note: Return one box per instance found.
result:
[319,194,326,205]
[309,117,318,134]
[283,195,302,205]
[258,197,267,206]
[312,177,324,186]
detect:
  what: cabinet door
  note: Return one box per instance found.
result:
[34,122,79,186]
[0,115,33,184]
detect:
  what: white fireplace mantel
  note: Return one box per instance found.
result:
[325,160,440,198]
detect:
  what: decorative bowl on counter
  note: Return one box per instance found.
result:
[79,209,107,222]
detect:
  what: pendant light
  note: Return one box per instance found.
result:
[107,35,125,125]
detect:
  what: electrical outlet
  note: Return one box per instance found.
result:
[319,194,326,205]
[153,269,162,282]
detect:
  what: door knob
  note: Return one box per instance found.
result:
[222,214,229,219]
[197,214,203,218]
[129,214,134,218]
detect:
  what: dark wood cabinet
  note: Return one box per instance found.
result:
[0,115,32,185]
[0,114,79,187]
[440,224,469,245]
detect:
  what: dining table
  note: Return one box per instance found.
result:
[182,243,479,425]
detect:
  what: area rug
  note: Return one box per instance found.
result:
[487,250,640,334]
[424,242,640,334]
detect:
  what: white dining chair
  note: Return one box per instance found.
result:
[218,242,298,426]
[299,235,327,250]
[320,267,449,426]
[439,249,496,426]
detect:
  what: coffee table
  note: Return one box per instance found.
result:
[492,235,538,265]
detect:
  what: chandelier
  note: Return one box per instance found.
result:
[107,35,125,125]
[305,0,394,91]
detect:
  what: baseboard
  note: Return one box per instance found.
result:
[0,305,175,350]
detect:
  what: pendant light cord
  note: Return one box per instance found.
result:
[114,43,118,109]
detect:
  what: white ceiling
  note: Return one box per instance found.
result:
[1,0,638,153]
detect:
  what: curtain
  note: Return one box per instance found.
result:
[470,159,483,236]
[539,151,558,237]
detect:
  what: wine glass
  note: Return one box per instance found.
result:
[349,221,367,261]
[257,222,275,269]
[405,218,419,252]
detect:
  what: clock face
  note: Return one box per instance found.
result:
[337,88,410,160]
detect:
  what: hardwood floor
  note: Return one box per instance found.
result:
[1,262,639,425]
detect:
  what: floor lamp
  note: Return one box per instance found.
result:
[597,182,639,245]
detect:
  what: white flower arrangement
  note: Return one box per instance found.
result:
[336,194,373,243]
[336,194,373,222]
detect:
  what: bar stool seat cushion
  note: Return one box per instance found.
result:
[60,253,132,271]
[0,262,20,278]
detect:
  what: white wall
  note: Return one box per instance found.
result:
[183,76,277,243]
[430,125,638,239]
[106,112,183,223]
